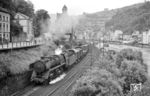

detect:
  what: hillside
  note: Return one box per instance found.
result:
[105,2,150,34]
[75,10,115,39]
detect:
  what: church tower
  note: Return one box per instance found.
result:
[62,5,68,14]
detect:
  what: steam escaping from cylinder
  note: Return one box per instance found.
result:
[49,73,66,84]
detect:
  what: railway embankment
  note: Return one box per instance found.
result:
[0,43,56,96]
[71,48,150,96]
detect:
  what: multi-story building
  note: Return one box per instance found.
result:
[123,34,132,41]
[110,30,123,41]
[14,13,33,41]
[142,30,150,44]
[132,31,142,42]
[0,7,10,42]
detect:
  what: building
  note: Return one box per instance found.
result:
[50,14,57,23]
[132,31,142,42]
[14,13,33,41]
[56,5,68,20]
[123,34,132,41]
[0,7,10,42]
[142,30,150,44]
[110,30,123,41]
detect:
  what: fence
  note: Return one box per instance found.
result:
[0,40,43,50]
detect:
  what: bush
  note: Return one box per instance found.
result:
[72,68,123,96]
[127,81,150,96]
[71,48,149,96]
[119,60,148,94]
[115,48,144,68]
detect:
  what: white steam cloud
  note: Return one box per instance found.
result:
[43,14,82,41]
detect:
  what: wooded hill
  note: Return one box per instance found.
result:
[105,2,150,34]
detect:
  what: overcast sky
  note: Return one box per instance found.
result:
[30,0,144,15]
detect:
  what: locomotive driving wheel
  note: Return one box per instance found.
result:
[56,67,63,76]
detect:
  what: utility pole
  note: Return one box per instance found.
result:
[90,38,93,66]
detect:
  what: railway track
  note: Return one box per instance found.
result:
[48,53,91,96]
[48,46,100,96]
[13,46,100,96]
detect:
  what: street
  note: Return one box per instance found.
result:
[108,44,150,75]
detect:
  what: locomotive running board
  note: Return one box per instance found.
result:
[49,63,66,72]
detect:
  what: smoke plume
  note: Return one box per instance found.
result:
[43,14,82,41]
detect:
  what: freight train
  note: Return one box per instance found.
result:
[29,44,90,85]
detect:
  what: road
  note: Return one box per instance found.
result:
[13,46,100,96]
[108,44,150,75]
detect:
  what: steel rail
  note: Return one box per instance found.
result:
[46,54,90,96]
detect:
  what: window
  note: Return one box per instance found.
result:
[7,24,8,32]
[0,15,2,21]
[0,34,1,38]
[7,34,9,38]
[7,17,8,22]
[3,23,5,32]
[3,16,5,21]
[0,23,1,31]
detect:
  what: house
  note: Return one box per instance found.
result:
[0,7,10,42]
[14,13,33,41]
[132,31,142,42]
[110,30,123,41]
[123,34,132,41]
[142,30,150,44]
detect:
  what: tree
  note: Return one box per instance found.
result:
[33,9,50,37]
[10,21,23,36]
[13,0,34,18]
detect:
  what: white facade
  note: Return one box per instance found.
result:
[110,30,123,41]
[123,34,132,40]
[14,13,33,41]
[50,14,57,23]
[0,11,10,41]
[142,30,150,44]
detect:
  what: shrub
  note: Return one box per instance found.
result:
[72,68,123,96]
[127,81,150,96]
[119,60,148,94]
[71,48,149,96]
[115,48,144,68]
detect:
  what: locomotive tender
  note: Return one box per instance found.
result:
[30,44,90,84]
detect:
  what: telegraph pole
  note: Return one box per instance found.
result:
[90,38,93,66]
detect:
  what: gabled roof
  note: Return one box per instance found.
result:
[15,12,30,20]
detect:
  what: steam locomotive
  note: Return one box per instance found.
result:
[29,44,90,85]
